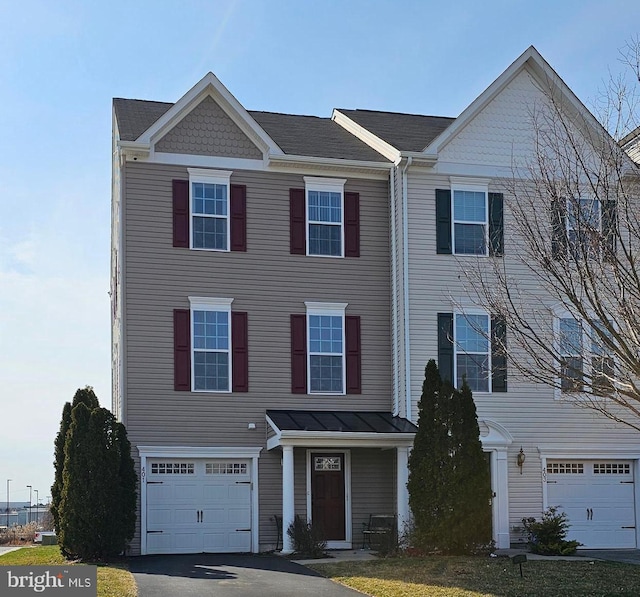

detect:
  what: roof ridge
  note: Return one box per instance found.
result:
[338,107,455,119]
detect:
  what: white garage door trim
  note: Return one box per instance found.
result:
[539,451,639,549]
[138,446,261,555]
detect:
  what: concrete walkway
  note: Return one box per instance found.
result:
[0,546,24,556]
[496,548,640,564]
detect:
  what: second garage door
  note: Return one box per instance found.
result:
[146,459,252,554]
[546,460,636,549]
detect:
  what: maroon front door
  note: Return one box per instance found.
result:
[311,453,345,541]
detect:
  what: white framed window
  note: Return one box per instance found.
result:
[454,311,491,392]
[304,177,346,257]
[189,169,232,251]
[566,197,601,258]
[306,302,347,394]
[189,297,233,392]
[556,314,614,395]
[452,181,489,256]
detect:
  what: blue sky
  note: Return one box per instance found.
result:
[1,0,639,506]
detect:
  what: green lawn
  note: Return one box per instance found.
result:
[0,546,137,597]
[311,556,640,597]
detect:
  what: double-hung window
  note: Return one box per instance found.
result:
[306,302,346,393]
[453,187,488,255]
[305,177,346,257]
[566,197,601,259]
[189,169,232,251]
[190,297,233,392]
[455,312,491,392]
[558,316,615,395]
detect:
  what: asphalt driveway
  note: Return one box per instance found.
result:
[129,553,364,597]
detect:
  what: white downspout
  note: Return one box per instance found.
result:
[402,157,413,421]
[390,166,399,416]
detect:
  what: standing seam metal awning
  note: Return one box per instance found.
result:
[265,409,417,450]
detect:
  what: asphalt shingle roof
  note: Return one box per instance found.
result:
[336,109,455,152]
[112,98,392,162]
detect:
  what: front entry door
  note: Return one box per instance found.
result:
[311,453,345,541]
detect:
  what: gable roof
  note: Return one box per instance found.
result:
[335,109,455,152]
[113,99,391,162]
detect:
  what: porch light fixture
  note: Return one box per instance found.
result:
[516,447,526,474]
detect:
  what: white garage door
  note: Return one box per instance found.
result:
[146,459,252,554]
[546,460,636,549]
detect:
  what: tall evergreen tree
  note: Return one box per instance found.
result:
[53,388,136,560]
[51,388,99,537]
[408,360,492,554]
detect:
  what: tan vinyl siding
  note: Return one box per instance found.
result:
[123,161,392,552]
[155,96,262,159]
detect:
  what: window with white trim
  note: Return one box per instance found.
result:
[189,169,232,251]
[304,177,346,257]
[557,315,614,395]
[455,312,491,392]
[190,297,233,392]
[306,302,347,394]
[453,187,488,255]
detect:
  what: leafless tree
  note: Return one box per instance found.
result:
[466,41,640,430]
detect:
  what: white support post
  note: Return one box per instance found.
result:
[396,446,410,538]
[494,450,510,549]
[281,445,295,554]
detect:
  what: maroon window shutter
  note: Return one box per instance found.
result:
[344,192,360,257]
[173,180,190,248]
[230,184,247,252]
[231,311,249,392]
[290,189,306,255]
[291,314,307,393]
[174,309,191,391]
[345,315,362,394]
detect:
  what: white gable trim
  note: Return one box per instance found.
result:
[332,109,401,163]
[137,72,283,156]
[423,46,607,157]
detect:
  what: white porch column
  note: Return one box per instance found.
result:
[396,446,410,537]
[493,450,510,549]
[281,445,295,554]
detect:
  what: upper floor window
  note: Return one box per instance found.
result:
[190,297,233,392]
[189,169,232,251]
[307,302,347,393]
[435,180,503,257]
[558,315,614,395]
[455,312,490,392]
[437,311,507,393]
[305,177,346,257]
[552,197,617,261]
[453,189,488,255]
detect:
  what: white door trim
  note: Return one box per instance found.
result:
[306,449,352,549]
[138,446,261,555]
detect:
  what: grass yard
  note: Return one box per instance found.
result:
[311,556,640,597]
[0,545,137,597]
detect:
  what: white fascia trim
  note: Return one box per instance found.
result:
[305,301,348,313]
[188,168,233,183]
[332,109,401,163]
[146,152,266,171]
[137,73,282,155]
[268,153,392,172]
[189,296,234,310]
[537,447,640,459]
[137,445,262,458]
[269,431,415,450]
[400,151,437,167]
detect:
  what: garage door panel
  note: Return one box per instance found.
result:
[146,458,253,555]
[547,459,636,549]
